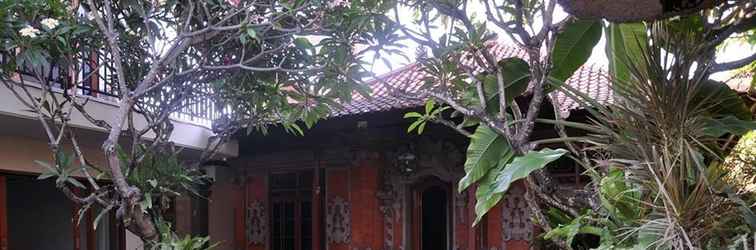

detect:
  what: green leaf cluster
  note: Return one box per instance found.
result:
[118,146,210,225]
[152,218,218,250]
[548,19,602,91]
[404,99,450,134]
[36,150,89,189]
[459,123,567,224]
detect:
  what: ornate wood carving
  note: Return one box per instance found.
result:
[384,139,465,183]
[246,201,267,245]
[377,170,404,250]
[501,185,533,242]
[377,195,396,250]
[326,196,351,244]
[378,138,465,250]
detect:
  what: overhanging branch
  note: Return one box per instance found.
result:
[558,0,720,22]
[711,52,756,72]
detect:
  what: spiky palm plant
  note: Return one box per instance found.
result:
[548,20,756,249]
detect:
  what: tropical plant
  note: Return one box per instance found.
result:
[544,14,756,249]
[152,218,218,250]
[394,0,755,248]
[723,131,756,193]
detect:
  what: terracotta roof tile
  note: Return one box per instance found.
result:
[725,72,754,93]
[333,43,613,118]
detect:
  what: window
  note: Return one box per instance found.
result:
[270,171,313,250]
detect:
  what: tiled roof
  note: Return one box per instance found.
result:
[332,42,613,118]
[725,72,754,93]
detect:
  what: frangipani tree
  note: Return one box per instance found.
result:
[0,0,400,246]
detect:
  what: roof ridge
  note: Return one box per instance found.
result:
[333,42,614,118]
[365,63,419,84]
[365,41,528,84]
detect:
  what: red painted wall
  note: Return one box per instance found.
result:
[233,181,245,249]
[208,178,237,250]
[452,184,471,250]
[486,203,504,250]
[349,159,382,250]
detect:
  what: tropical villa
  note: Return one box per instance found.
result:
[0,40,750,250]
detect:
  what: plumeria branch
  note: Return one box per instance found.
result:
[710,52,756,72]
[429,116,473,137]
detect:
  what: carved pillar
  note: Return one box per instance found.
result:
[326,169,351,250]
[501,183,532,250]
[377,172,403,250]
[246,201,266,245]
[377,191,395,250]
[243,174,268,250]
[326,196,351,244]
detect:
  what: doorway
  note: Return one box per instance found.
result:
[411,177,451,250]
[3,174,123,250]
[269,170,314,250]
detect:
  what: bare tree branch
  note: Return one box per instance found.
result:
[710,52,756,72]
[430,117,473,137]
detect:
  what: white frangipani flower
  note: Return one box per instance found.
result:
[226,0,240,7]
[250,14,266,24]
[40,18,60,30]
[19,26,41,38]
[327,0,350,9]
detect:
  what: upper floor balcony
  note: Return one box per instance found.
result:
[0,52,238,158]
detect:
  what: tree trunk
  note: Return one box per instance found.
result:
[558,0,719,22]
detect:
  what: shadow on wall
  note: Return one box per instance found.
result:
[7,175,74,250]
[6,175,127,250]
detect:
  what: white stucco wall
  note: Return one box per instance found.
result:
[125,230,145,250]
